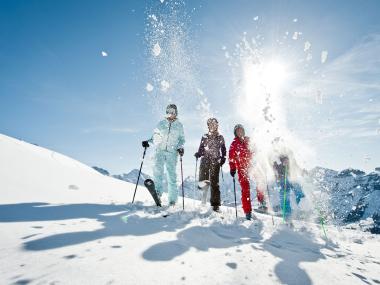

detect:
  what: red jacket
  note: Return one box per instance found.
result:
[229,136,252,172]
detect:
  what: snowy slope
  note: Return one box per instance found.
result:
[1,133,380,285]
[0,134,135,204]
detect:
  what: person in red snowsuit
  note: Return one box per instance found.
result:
[229,124,265,220]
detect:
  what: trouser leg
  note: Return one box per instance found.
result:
[153,151,165,196]
[209,161,220,206]
[199,158,210,204]
[279,181,291,218]
[199,158,210,183]
[238,169,252,214]
[256,189,265,204]
[166,152,178,203]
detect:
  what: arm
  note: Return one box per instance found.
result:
[177,122,185,150]
[228,141,237,171]
[196,135,207,157]
[142,122,161,147]
[150,122,163,144]
[220,135,226,159]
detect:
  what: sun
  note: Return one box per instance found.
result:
[261,61,288,90]
[240,58,289,129]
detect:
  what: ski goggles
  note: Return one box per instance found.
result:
[166,108,177,116]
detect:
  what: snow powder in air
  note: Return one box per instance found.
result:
[321,50,328,63]
[146,83,154,92]
[152,43,161,56]
[304,41,311,52]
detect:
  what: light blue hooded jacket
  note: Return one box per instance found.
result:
[150,119,185,153]
[148,118,185,203]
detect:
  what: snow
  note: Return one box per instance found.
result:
[149,14,158,21]
[152,42,161,56]
[1,133,380,284]
[321,50,328,63]
[146,83,154,92]
[316,90,323,104]
[304,41,311,52]
[160,80,170,92]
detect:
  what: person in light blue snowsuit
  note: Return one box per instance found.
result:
[273,155,305,220]
[142,104,185,205]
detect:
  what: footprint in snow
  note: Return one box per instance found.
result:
[21,234,40,240]
[226,262,237,269]
[352,272,371,285]
[13,279,33,285]
[68,184,79,190]
[63,254,77,259]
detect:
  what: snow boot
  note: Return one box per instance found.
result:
[212,205,220,212]
[245,212,252,220]
[257,203,268,213]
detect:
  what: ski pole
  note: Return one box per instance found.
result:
[132,146,147,204]
[233,176,238,219]
[282,165,288,223]
[180,156,185,211]
[320,216,328,240]
[265,174,274,226]
[316,203,328,240]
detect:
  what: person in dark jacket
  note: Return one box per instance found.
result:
[194,118,226,212]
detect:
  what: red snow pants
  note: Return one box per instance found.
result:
[238,169,265,214]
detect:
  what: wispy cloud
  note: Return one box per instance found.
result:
[292,34,380,141]
[294,34,380,96]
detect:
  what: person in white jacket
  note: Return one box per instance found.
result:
[142,104,185,205]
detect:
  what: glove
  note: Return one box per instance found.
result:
[230,169,236,177]
[178,148,184,156]
[220,157,226,166]
[142,140,150,148]
[194,152,201,159]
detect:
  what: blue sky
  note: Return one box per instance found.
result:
[1,0,379,176]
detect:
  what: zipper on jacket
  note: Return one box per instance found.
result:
[165,121,172,151]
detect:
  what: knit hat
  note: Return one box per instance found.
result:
[207,117,218,126]
[166,104,178,116]
[234,124,245,137]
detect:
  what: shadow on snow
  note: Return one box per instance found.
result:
[0,202,193,251]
